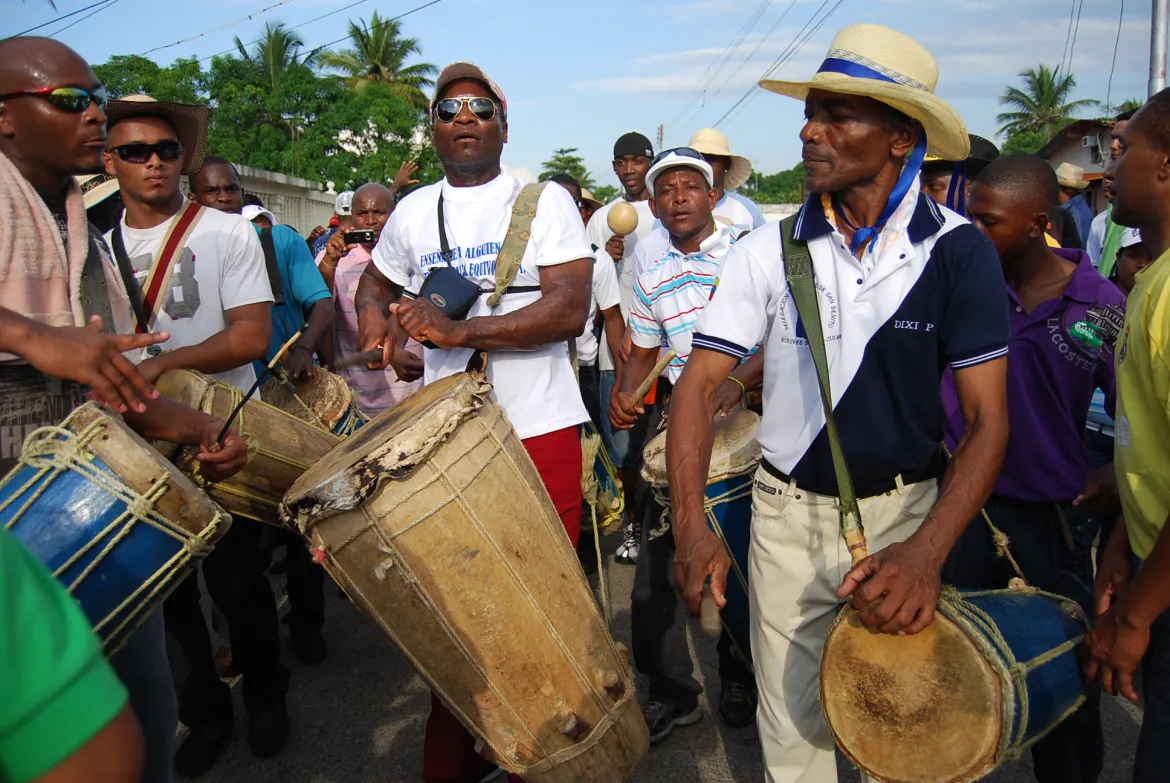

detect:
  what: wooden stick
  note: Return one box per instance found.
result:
[632,350,676,402]
[216,327,304,444]
[328,348,384,372]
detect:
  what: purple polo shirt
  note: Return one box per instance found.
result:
[941,249,1125,502]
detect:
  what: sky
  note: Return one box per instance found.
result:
[3,0,1154,189]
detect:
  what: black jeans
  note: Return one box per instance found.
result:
[164,516,290,727]
[1135,595,1170,782]
[942,495,1103,783]
[283,530,325,637]
[578,363,602,432]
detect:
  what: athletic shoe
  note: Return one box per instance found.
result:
[615,523,639,565]
[642,699,702,744]
[718,680,757,728]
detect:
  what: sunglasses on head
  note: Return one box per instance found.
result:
[433,97,497,123]
[650,147,704,168]
[110,140,184,164]
[0,85,108,113]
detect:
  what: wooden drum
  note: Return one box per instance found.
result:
[155,369,339,525]
[282,372,649,782]
[260,367,368,436]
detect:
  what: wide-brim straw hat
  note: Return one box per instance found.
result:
[688,128,753,191]
[1055,162,1089,190]
[76,172,120,209]
[105,94,209,176]
[580,188,603,210]
[759,23,969,162]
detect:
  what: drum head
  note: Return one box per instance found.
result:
[281,372,490,529]
[261,368,352,429]
[640,408,761,488]
[821,609,1001,783]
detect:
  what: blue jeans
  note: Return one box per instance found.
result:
[599,369,631,468]
[1134,562,1170,782]
[111,610,177,783]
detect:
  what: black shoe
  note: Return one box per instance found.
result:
[642,699,702,744]
[174,721,233,778]
[719,680,757,728]
[291,628,328,665]
[248,700,289,759]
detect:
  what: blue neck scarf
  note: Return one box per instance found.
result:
[945,160,969,215]
[833,134,928,254]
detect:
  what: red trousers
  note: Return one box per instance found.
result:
[422,425,583,783]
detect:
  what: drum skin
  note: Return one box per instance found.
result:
[821,589,1088,783]
[156,369,339,526]
[0,403,229,653]
[642,409,761,657]
[283,372,649,782]
[260,367,368,436]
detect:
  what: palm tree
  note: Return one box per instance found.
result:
[319,13,437,109]
[997,65,1097,140]
[234,21,321,92]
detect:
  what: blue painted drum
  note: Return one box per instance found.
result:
[821,587,1089,783]
[641,408,761,658]
[262,367,368,437]
[0,403,230,654]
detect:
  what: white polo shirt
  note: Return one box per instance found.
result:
[693,182,1010,489]
[576,248,622,367]
[371,173,593,440]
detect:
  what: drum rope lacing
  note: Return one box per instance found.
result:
[0,417,225,649]
[580,428,613,626]
[940,585,1087,763]
[273,369,368,437]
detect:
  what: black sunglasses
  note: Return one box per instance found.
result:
[650,146,704,168]
[110,141,184,164]
[433,97,497,123]
[0,85,108,113]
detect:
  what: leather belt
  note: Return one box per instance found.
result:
[760,450,947,499]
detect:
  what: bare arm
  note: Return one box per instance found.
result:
[666,347,742,614]
[137,303,272,382]
[355,262,404,365]
[285,297,336,379]
[713,349,765,415]
[600,305,625,377]
[393,258,593,351]
[33,705,144,783]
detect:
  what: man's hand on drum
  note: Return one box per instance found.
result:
[712,378,744,417]
[672,522,732,614]
[194,421,249,483]
[837,535,943,635]
[27,316,169,415]
[608,389,644,431]
[390,299,465,350]
[283,345,315,381]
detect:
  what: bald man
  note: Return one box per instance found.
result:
[0,36,248,783]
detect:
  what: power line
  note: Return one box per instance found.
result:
[47,0,123,38]
[7,0,111,38]
[1055,0,1077,82]
[1106,0,1126,112]
[1066,0,1085,79]
[197,0,379,63]
[141,0,303,56]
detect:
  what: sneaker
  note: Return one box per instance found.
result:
[248,699,289,759]
[615,524,639,565]
[719,680,757,729]
[642,699,702,744]
[174,721,233,778]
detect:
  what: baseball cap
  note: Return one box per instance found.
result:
[614,132,654,160]
[335,191,354,216]
[242,205,277,225]
[1120,227,1143,249]
[431,62,507,118]
[646,148,715,192]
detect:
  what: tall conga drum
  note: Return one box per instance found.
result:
[260,367,368,436]
[641,408,760,657]
[821,588,1088,783]
[0,403,230,653]
[155,369,339,525]
[282,372,649,782]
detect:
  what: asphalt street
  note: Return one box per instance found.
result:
[190,535,1144,783]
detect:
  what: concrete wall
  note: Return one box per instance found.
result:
[236,165,336,235]
[760,204,801,223]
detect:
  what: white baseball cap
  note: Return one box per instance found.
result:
[1120,227,1143,249]
[646,148,715,193]
[335,190,354,216]
[242,204,277,225]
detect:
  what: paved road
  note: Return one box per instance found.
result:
[192,537,1143,783]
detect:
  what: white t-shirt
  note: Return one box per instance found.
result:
[371,174,593,439]
[576,248,622,367]
[108,207,274,393]
[586,198,656,372]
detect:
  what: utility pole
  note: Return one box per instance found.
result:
[1152,0,1169,96]
[657,124,664,153]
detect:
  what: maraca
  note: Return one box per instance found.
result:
[607,201,639,237]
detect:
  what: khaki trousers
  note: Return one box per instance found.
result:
[748,466,938,783]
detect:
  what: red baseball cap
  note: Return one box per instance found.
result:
[431,62,507,119]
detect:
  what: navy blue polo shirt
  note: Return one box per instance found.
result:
[693,190,1009,489]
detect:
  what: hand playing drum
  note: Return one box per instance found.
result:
[836,536,946,635]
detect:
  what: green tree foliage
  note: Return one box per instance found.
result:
[591,185,620,203]
[997,65,1096,141]
[1000,129,1049,156]
[748,163,805,204]
[318,13,437,110]
[538,148,596,189]
[233,21,322,92]
[93,55,207,103]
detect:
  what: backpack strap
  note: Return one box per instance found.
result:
[259,226,285,306]
[487,182,546,310]
[780,214,868,564]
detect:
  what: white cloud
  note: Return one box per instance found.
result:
[502,165,536,183]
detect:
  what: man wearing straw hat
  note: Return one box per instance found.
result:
[689,127,765,230]
[666,24,1011,781]
[1056,162,1093,247]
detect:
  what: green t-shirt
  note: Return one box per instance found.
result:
[0,527,128,783]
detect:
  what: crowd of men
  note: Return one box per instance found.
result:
[3,17,1170,783]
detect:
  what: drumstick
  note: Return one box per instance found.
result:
[699,584,721,637]
[328,348,384,372]
[215,327,304,444]
[632,350,676,403]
